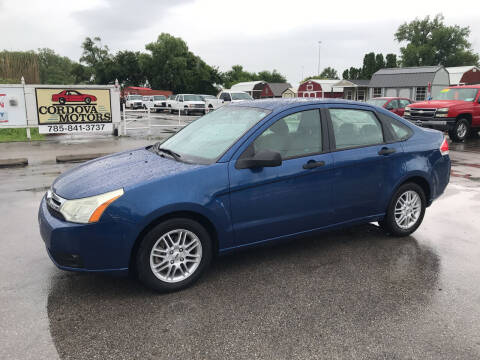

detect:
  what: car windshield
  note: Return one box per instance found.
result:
[366,99,388,107]
[433,88,478,102]
[231,93,253,100]
[157,106,270,164]
[184,95,203,101]
[154,96,166,100]
[129,95,142,100]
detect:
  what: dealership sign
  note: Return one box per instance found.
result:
[36,88,113,134]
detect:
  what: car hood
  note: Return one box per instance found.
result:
[409,100,462,108]
[52,148,201,199]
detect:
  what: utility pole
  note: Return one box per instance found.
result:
[318,41,322,76]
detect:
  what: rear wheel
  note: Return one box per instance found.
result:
[59,97,66,104]
[84,97,92,104]
[136,218,212,292]
[380,183,426,237]
[448,118,469,142]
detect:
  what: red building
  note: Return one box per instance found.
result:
[447,66,480,85]
[297,79,343,98]
[121,86,172,99]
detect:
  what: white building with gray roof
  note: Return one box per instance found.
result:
[368,66,450,101]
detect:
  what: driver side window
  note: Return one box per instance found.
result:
[251,109,322,159]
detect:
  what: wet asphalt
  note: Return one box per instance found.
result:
[1,138,480,359]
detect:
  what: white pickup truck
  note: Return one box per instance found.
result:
[125,94,144,109]
[204,90,253,112]
[170,94,206,115]
[142,95,167,112]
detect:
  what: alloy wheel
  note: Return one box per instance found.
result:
[394,190,422,230]
[149,229,202,283]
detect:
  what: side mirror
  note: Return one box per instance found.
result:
[236,149,282,169]
[179,99,183,102]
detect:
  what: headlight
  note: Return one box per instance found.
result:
[436,108,449,117]
[405,106,411,111]
[60,189,124,224]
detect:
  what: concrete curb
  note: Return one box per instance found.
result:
[56,153,111,163]
[0,158,29,168]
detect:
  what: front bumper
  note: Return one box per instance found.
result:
[38,196,132,273]
[405,116,456,131]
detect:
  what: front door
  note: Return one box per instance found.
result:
[326,106,402,223]
[229,107,334,245]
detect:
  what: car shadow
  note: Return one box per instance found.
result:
[46,223,441,359]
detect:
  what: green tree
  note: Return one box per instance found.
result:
[375,53,385,72]
[37,48,76,84]
[348,67,361,80]
[361,52,376,79]
[143,33,220,94]
[80,36,113,84]
[0,50,39,83]
[385,53,398,68]
[222,65,258,88]
[302,67,339,82]
[257,70,287,83]
[395,14,479,66]
[70,63,91,84]
[342,69,349,79]
[111,51,146,86]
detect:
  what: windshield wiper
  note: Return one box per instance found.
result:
[152,144,181,161]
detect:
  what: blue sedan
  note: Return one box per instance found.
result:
[38,99,451,292]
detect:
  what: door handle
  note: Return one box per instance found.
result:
[378,147,396,156]
[303,160,325,169]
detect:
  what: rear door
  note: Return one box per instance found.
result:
[228,106,334,245]
[326,106,404,223]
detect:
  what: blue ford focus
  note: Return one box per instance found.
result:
[38,99,450,292]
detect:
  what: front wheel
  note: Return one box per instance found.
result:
[448,118,469,142]
[84,97,92,104]
[136,218,212,292]
[380,183,426,237]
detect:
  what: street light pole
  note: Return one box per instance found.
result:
[318,41,322,75]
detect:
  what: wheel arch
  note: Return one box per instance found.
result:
[394,174,431,205]
[456,113,472,124]
[128,210,219,273]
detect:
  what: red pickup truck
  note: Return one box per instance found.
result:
[404,85,480,142]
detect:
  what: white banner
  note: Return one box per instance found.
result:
[0,86,27,126]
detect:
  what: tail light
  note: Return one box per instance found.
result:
[440,137,449,156]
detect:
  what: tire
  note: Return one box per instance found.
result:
[136,218,212,292]
[59,97,66,104]
[380,183,426,237]
[85,97,91,104]
[448,118,469,142]
[468,128,479,138]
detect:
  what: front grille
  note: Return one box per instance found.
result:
[46,190,66,221]
[193,104,205,109]
[409,108,436,119]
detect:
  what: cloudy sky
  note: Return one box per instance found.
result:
[1,0,479,86]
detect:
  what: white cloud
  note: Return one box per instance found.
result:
[1,0,478,85]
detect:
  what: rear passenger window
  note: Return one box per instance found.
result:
[329,109,384,149]
[380,115,413,141]
[252,110,322,159]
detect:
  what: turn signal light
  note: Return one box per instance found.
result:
[440,137,449,156]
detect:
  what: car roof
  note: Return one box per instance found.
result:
[233,98,377,112]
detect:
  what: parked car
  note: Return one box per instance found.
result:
[38,99,450,292]
[52,90,97,105]
[404,85,480,142]
[142,95,167,112]
[205,90,253,111]
[125,95,143,109]
[170,94,205,115]
[367,97,412,117]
